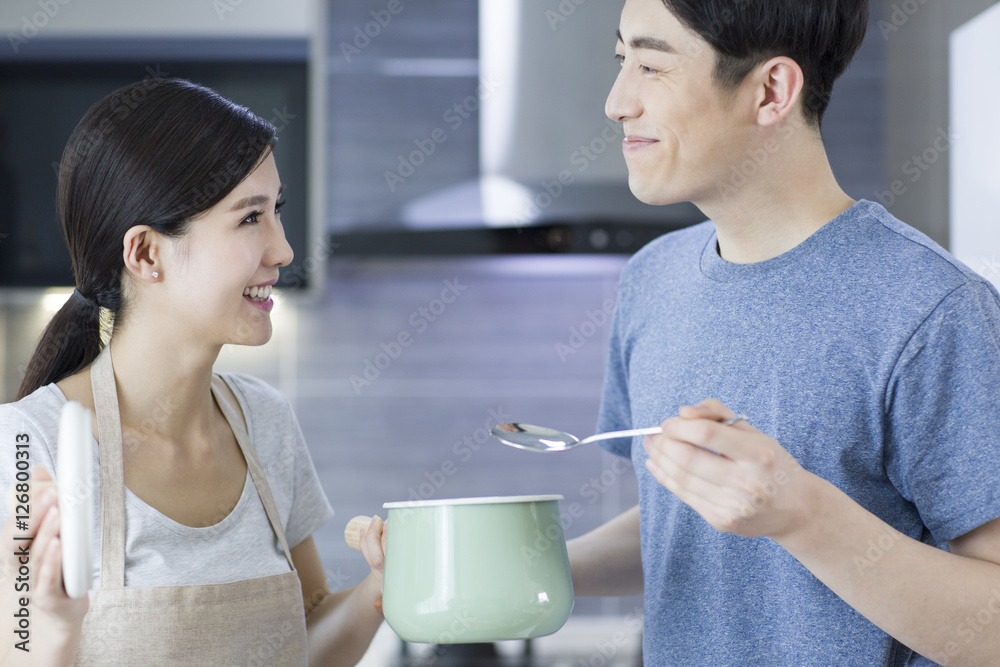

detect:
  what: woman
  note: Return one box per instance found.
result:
[0,78,387,665]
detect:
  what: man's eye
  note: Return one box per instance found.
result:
[615,53,625,66]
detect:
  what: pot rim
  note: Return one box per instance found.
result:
[383,494,564,509]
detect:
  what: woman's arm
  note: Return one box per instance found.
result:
[294,521,385,667]
[1,468,88,666]
[566,504,644,596]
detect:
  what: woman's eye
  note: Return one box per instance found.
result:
[240,211,262,226]
[241,199,285,225]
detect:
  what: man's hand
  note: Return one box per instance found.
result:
[643,399,816,540]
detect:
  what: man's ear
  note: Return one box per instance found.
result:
[122,226,163,283]
[753,56,806,128]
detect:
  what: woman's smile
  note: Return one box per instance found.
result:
[243,281,275,312]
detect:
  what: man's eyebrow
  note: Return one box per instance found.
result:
[230,184,286,211]
[616,28,676,54]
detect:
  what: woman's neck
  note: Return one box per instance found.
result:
[106,324,223,447]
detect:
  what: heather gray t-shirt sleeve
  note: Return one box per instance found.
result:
[0,386,68,510]
[884,280,1000,543]
[0,390,59,501]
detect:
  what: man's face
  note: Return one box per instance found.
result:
[607,0,757,206]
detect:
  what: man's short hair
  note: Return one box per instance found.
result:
[661,0,869,128]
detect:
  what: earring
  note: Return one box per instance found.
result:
[152,271,159,278]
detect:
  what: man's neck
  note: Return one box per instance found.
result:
[697,136,856,265]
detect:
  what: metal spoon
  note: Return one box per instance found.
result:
[491,415,746,453]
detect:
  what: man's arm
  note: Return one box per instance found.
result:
[780,482,1000,666]
[566,504,643,597]
[644,400,1000,666]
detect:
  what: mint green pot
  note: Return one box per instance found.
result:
[381,495,574,644]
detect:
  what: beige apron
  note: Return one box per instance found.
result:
[75,346,308,665]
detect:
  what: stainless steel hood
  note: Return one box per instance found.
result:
[397,0,701,230]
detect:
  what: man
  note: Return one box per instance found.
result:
[566,0,1000,665]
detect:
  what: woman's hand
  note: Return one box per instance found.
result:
[2,467,89,663]
[345,515,387,614]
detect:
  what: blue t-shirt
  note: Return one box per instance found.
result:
[597,200,1000,666]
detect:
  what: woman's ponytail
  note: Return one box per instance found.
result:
[16,293,103,399]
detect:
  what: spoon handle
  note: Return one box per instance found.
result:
[579,426,662,445]
[579,415,746,446]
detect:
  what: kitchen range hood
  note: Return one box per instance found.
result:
[395,0,702,232]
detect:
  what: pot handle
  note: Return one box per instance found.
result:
[344,515,386,617]
[344,515,374,552]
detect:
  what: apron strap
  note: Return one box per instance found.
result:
[210,376,297,570]
[89,345,298,591]
[90,345,128,589]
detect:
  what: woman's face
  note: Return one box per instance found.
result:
[158,152,293,348]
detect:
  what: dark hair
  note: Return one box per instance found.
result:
[661,0,869,127]
[16,78,276,400]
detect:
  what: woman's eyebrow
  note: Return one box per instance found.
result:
[230,184,286,211]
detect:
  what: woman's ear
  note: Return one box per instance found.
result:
[754,56,806,128]
[122,226,162,283]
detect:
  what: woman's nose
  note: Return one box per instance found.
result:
[268,216,294,268]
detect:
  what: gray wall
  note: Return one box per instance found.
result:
[884,0,999,247]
